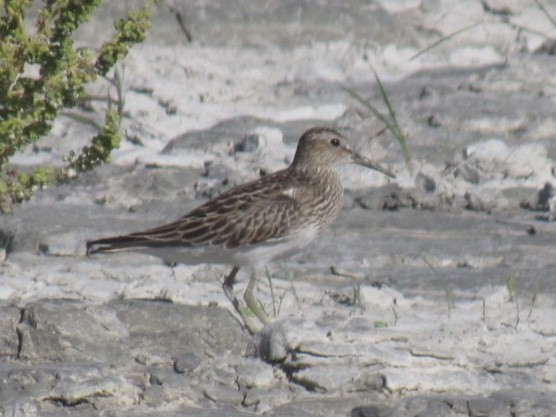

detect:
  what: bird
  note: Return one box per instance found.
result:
[86,127,395,333]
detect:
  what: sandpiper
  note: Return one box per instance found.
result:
[87,127,395,332]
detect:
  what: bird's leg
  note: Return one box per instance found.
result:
[244,272,270,326]
[222,265,240,309]
[222,266,263,334]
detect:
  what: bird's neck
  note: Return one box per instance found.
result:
[289,165,344,222]
[290,164,336,179]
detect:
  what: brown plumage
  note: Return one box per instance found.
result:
[86,127,395,332]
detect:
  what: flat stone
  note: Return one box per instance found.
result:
[203,384,244,405]
[467,397,510,417]
[17,300,128,363]
[235,358,277,388]
[0,306,20,359]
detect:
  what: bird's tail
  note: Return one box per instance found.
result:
[86,235,151,255]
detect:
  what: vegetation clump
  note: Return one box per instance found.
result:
[0,0,155,213]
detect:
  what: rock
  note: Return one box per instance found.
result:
[351,405,381,417]
[460,140,552,182]
[467,397,510,417]
[354,184,416,211]
[17,301,129,363]
[505,144,549,178]
[415,172,436,193]
[162,116,278,154]
[235,358,277,389]
[0,306,20,358]
[372,393,545,417]
[242,386,292,412]
[16,300,245,364]
[38,232,85,257]
[248,322,289,362]
[549,196,556,221]
[455,163,481,184]
[521,182,555,211]
[234,134,260,152]
[173,352,202,374]
[464,188,506,211]
[48,367,141,408]
[291,366,365,393]
[203,384,244,405]
[0,398,38,417]
[359,285,403,310]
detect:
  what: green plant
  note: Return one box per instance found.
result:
[0,0,155,213]
[342,67,412,175]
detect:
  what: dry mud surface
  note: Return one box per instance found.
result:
[1,1,556,416]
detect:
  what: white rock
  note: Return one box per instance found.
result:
[465,139,509,164]
[506,144,549,178]
[359,285,404,310]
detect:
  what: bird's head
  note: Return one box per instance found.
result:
[292,127,395,178]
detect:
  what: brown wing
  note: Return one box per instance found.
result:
[86,169,307,254]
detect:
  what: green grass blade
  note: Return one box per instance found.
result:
[370,66,412,173]
[342,68,412,174]
[341,85,394,131]
[410,22,483,61]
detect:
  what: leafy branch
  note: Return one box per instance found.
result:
[0,0,155,213]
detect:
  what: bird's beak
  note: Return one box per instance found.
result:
[351,152,396,178]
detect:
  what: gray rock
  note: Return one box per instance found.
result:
[173,352,202,374]
[235,134,260,153]
[354,184,416,211]
[48,369,141,408]
[365,391,556,417]
[236,358,277,389]
[163,116,276,154]
[467,397,510,417]
[0,306,20,359]
[17,300,128,363]
[0,398,38,417]
[203,384,244,405]
[549,196,556,221]
[521,182,555,211]
[464,189,504,212]
[248,321,289,362]
[415,172,436,193]
[456,163,481,184]
[351,405,381,417]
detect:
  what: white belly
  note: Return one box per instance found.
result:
[135,224,321,268]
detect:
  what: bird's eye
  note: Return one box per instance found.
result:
[330,138,340,147]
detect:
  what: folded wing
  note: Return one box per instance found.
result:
[86,172,305,255]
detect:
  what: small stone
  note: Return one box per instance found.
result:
[351,405,381,417]
[464,188,505,211]
[234,134,260,152]
[0,399,38,417]
[236,359,276,388]
[248,322,288,362]
[39,232,84,257]
[203,383,244,404]
[415,172,436,193]
[203,161,230,181]
[506,144,549,178]
[549,195,556,221]
[520,182,555,211]
[467,397,510,417]
[455,163,481,184]
[173,352,202,374]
